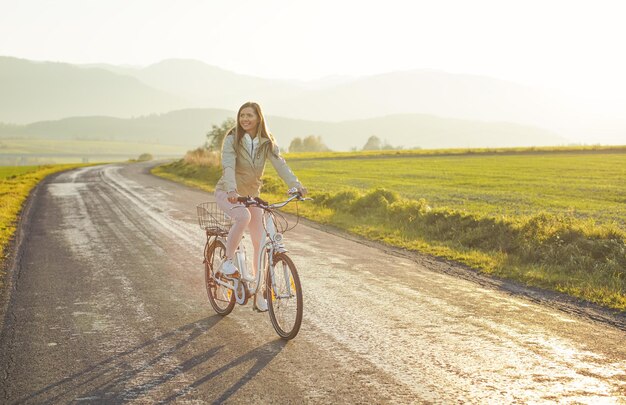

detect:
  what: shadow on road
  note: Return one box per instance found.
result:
[10,315,286,404]
[162,338,287,403]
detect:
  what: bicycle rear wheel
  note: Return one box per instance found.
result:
[266,253,303,340]
[205,239,235,315]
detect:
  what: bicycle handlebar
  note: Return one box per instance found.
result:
[236,190,310,210]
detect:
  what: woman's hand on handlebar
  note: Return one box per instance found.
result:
[227,191,239,204]
[288,185,308,197]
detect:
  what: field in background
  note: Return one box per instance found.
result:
[0,164,88,288]
[286,144,626,160]
[0,138,188,165]
[154,146,626,310]
[281,149,626,226]
[0,166,38,179]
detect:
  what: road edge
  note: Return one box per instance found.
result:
[0,171,59,337]
[294,215,626,331]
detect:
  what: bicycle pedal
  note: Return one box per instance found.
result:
[224,271,240,280]
[252,302,268,313]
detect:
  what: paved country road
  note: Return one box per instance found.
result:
[1,162,625,404]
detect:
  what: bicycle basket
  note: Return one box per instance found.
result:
[197,202,233,235]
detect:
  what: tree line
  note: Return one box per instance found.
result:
[205,119,402,153]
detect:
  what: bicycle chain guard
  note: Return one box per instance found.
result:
[233,279,248,305]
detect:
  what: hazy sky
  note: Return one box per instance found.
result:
[1,0,625,103]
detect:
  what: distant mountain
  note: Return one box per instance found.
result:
[263,70,573,125]
[0,109,566,151]
[91,60,624,144]
[2,57,623,145]
[0,109,233,146]
[0,57,187,124]
[87,59,306,110]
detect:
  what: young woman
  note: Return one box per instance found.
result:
[214,102,307,311]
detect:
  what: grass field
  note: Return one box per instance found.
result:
[0,166,39,179]
[282,151,626,226]
[0,164,87,288]
[0,138,188,165]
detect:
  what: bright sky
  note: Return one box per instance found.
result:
[1,0,626,103]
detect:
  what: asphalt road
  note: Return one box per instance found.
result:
[1,162,625,404]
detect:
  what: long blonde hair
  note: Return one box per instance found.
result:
[230,102,277,155]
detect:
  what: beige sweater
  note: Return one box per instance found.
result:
[215,133,301,197]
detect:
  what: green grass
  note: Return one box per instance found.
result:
[0,138,188,165]
[0,166,40,180]
[282,152,626,226]
[153,146,626,311]
[286,144,626,160]
[151,159,220,192]
[0,164,88,288]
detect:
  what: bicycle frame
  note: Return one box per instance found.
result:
[207,209,284,304]
[200,192,307,339]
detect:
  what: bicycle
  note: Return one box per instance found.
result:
[197,189,309,340]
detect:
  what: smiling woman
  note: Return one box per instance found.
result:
[212,102,307,310]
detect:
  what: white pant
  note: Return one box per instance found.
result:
[215,190,264,275]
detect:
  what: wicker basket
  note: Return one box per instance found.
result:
[197,202,233,235]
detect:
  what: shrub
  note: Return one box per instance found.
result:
[137,153,153,162]
[183,148,220,167]
[289,135,331,153]
[313,190,361,211]
[350,188,399,216]
[515,213,626,271]
[388,198,431,223]
[261,176,282,194]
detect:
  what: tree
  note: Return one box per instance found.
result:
[289,135,331,152]
[206,118,236,151]
[137,153,153,161]
[363,135,382,151]
[289,137,303,152]
[302,135,330,152]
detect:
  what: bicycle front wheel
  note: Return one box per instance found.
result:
[265,253,303,340]
[205,239,235,315]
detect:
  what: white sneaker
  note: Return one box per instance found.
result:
[242,271,255,283]
[254,291,268,312]
[220,259,239,278]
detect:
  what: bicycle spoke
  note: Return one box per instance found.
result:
[266,253,303,340]
[206,239,235,315]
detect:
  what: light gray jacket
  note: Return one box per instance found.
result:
[215,133,301,197]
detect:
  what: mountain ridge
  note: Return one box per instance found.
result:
[0,108,567,151]
[0,56,188,124]
[2,56,624,146]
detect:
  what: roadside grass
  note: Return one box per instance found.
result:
[153,147,626,311]
[151,158,220,193]
[0,164,88,288]
[0,166,38,179]
[296,188,625,309]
